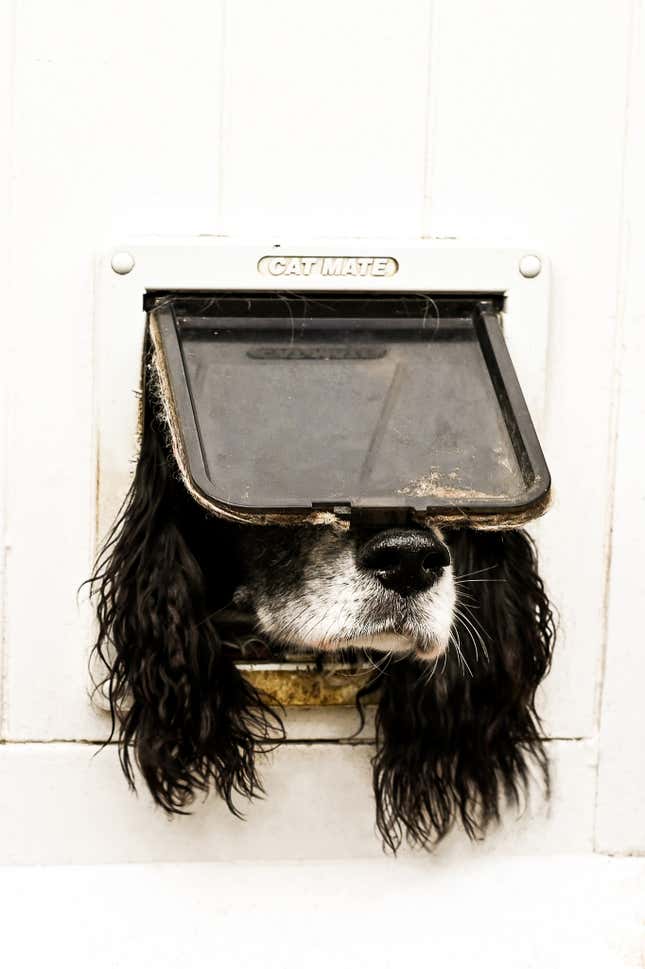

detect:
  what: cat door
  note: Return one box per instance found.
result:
[148,291,550,529]
[95,241,552,716]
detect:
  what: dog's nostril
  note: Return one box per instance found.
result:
[365,548,401,572]
[358,529,451,595]
[422,549,451,572]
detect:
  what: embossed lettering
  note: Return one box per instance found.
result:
[257,255,399,278]
[267,257,287,274]
[322,257,344,276]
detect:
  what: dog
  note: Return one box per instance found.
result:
[90,348,555,852]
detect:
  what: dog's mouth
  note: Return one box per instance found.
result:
[218,608,446,662]
[325,628,447,661]
[338,632,414,651]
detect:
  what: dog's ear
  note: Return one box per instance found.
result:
[89,352,283,815]
[369,528,555,852]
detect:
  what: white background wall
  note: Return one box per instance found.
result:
[1,0,643,863]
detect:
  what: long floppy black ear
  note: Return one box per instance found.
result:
[369,528,555,852]
[89,350,284,815]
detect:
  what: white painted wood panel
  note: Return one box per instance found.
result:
[595,0,645,855]
[0,0,14,740]
[5,0,224,740]
[0,739,595,864]
[220,0,433,238]
[0,0,642,861]
[423,0,632,739]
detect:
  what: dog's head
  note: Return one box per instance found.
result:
[90,361,555,851]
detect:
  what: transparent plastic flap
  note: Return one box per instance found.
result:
[148,292,550,526]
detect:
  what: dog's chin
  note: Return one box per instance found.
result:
[304,631,447,662]
[344,631,446,662]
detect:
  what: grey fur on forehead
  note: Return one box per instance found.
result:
[147,315,550,532]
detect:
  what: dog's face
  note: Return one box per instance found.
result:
[232,522,455,662]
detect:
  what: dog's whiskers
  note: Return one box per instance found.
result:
[411,648,442,689]
[449,620,474,677]
[360,647,395,678]
[455,600,491,659]
[455,577,506,584]
[194,598,236,630]
[453,609,489,666]
[455,564,500,580]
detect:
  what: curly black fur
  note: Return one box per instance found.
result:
[89,359,285,815]
[362,528,555,851]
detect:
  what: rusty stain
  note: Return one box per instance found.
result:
[398,471,501,501]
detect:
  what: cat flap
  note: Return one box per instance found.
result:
[147,291,550,529]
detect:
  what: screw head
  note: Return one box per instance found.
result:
[519,253,542,278]
[111,251,135,275]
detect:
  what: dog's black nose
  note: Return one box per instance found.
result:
[357,528,451,596]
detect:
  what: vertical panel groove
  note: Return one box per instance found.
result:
[217,0,229,230]
[0,0,18,739]
[422,0,440,230]
[594,0,645,854]
[594,0,639,733]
